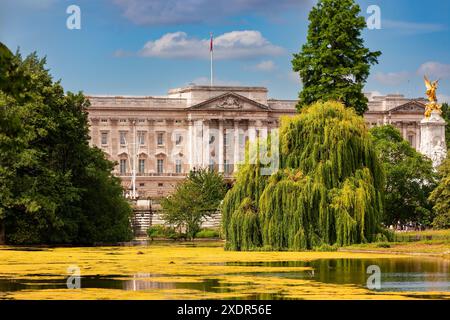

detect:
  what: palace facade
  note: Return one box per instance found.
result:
[87,85,427,199]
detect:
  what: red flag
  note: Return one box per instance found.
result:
[210,33,213,52]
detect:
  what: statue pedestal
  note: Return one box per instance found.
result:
[419,110,447,167]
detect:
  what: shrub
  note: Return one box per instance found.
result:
[195,229,220,239]
[375,229,394,243]
[313,244,339,252]
[147,225,166,240]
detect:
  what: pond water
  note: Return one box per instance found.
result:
[0,256,449,299]
[220,257,450,292]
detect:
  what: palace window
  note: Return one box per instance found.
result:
[119,131,127,146]
[157,132,164,146]
[408,135,415,147]
[239,133,245,147]
[157,159,164,174]
[138,159,145,175]
[120,159,127,175]
[175,133,183,146]
[209,159,215,172]
[101,132,108,145]
[224,160,231,174]
[138,131,146,145]
[175,160,182,173]
[224,132,230,147]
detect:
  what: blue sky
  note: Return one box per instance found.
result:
[1,0,449,101]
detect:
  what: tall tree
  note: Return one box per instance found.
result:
[370,125,437,226]
[161,169,227,240]
[441,103,450,149]
[0,43,133,244]
[292,0,381,115]
[429,154,450,229]
[223,101,385,251]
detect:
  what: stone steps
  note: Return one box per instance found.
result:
[131,207,222,237]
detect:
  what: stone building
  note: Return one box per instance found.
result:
[87,85,427,199]
[364,92,428,150]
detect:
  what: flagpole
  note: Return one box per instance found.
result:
[210,32,214,87]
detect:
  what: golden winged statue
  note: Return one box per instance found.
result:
[424,75,441,117]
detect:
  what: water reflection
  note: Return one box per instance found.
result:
[222,257,450,292]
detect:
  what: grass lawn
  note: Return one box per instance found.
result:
[341,229,450,257]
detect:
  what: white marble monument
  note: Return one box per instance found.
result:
[419,76,447,167]
[420,110,447,167]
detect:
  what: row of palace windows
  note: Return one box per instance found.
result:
[99,119,183,124]
[119,159,176,175]
[118,158,233,175]
[101,129,262,148]
[101,131,183,147]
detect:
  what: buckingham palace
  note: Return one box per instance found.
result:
[87,85,428,199]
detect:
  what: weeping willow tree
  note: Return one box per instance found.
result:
[222,101,385,251]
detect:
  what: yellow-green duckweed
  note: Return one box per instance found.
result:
[0,242,449,300]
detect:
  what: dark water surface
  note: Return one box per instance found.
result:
[220,257,450,292]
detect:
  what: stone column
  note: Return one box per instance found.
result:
[188,120,194,170]
[193,120,203,169]
[248,121,257,145]
[416,122,421,152]
[247,120,257,164]
[420,111,447,167]
[218,120,224,173]
[233,119,240,172]
[259,121,268,141]
[202,120,210,167]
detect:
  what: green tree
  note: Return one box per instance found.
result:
[430,154,450,229]
[0,43,133,244]
[292,0,381,115]
[161,169,227,240]
[441,103,450,149]
[222,101,385,251]
[370,125,437,227]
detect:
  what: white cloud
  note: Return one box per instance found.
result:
[438,94,450,104]
[383,20,447,35]
[373,62,450,87]
[112,0,312,25]
[365,91,384,101]
[370,91,384,97]
[417,62,450,79]
[374,71,411,86]
[250,60,276,72]
[136,31,284,60]
[189,77,241,87]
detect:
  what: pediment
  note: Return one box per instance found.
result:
[188,92,269,111]
[390,101,425,113]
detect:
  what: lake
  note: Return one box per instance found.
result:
[0,242,449,299]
